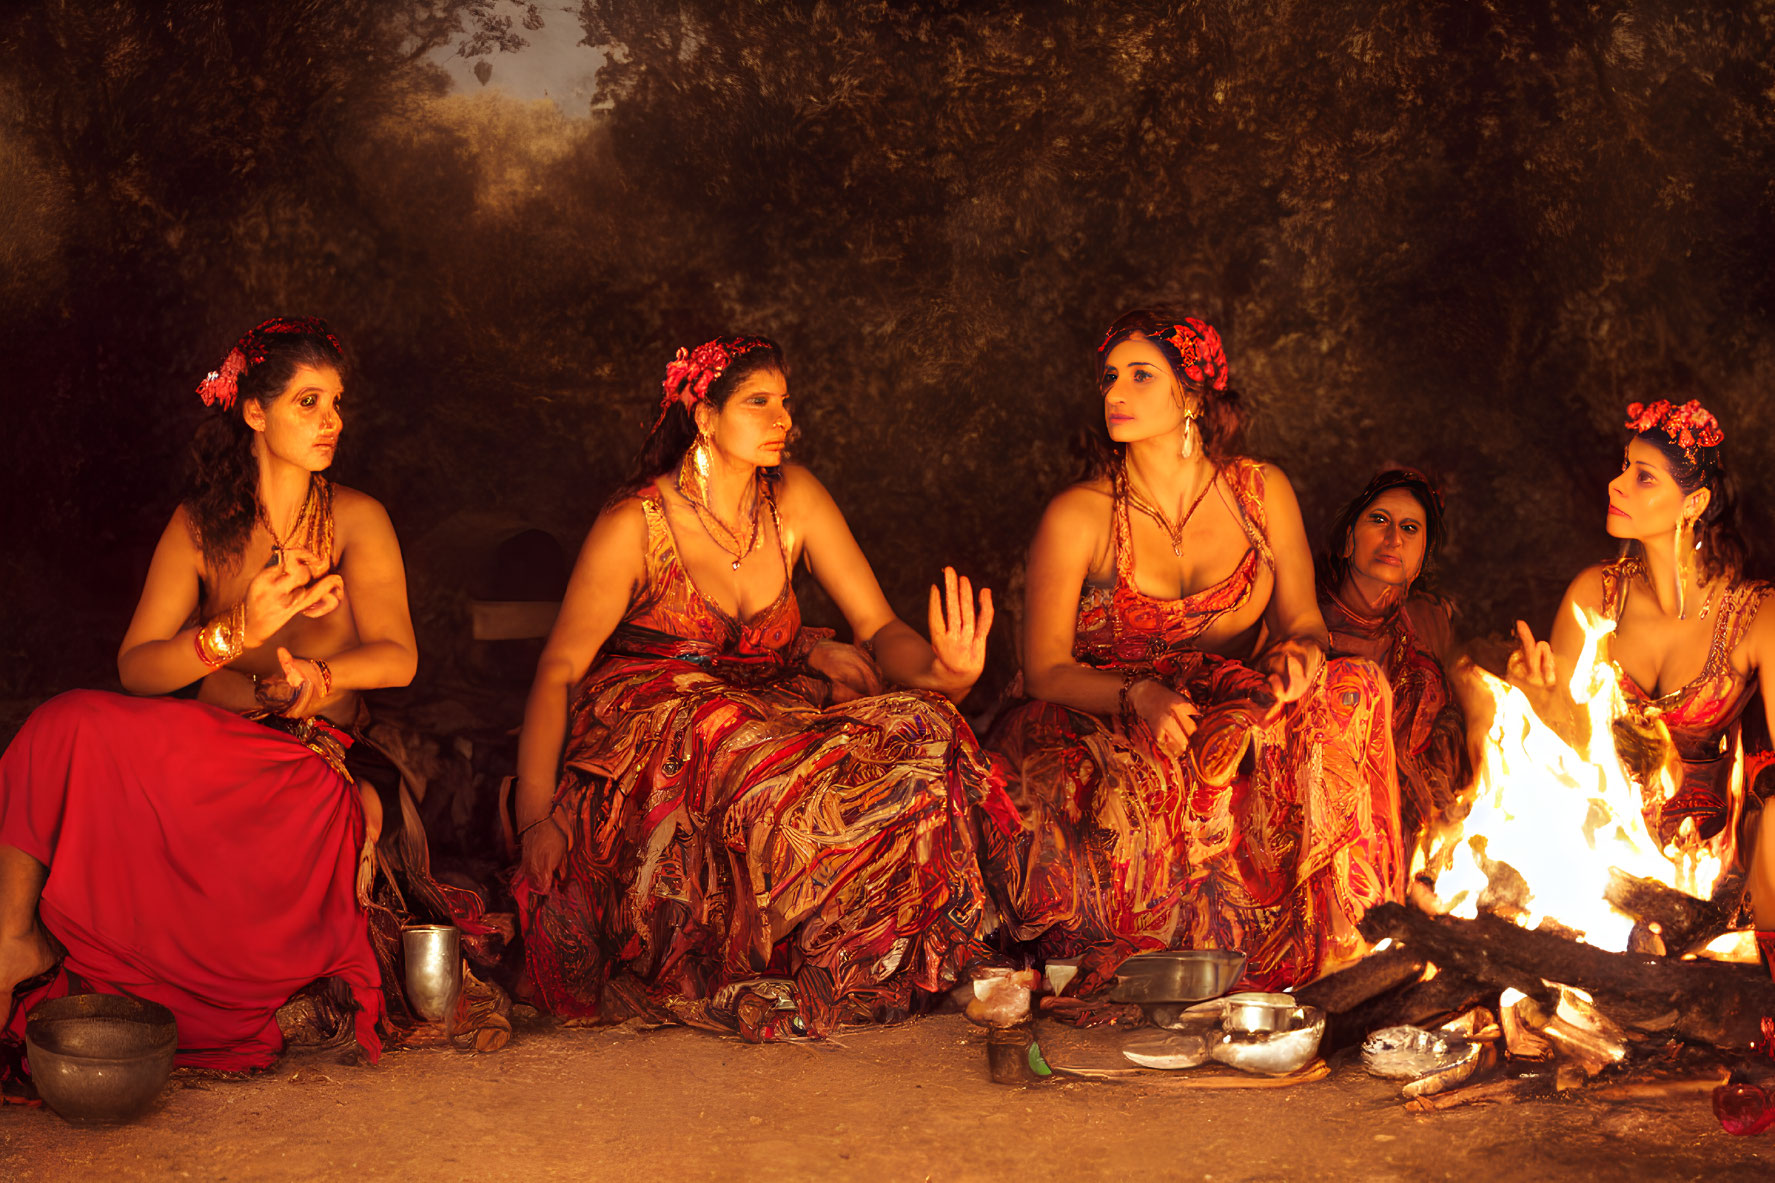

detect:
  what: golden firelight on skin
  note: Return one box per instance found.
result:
[1101,336,1192,446]
[245,364,345,473]
[698,367,792,467]
[1345,489,1429,593]
[1606,437,1705,542]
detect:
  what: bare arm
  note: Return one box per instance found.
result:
[117,507,341,696]
[513,500,647,884]
[274,493,419,717]
[1255,464,1331,704]
[784,466,989,702]
[1500,565,1605,748]
[1020,485,1200,753]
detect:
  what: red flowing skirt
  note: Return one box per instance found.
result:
[1,691,382,1071]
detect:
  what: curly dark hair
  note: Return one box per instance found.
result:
[1077,307,1246,480]
[183,319,348,571]
[618,336,787,496]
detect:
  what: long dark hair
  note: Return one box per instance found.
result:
[619,336,787,494]
[183,319,348,571]
[1078,307,1246,479]
[1319,468,1448,597]
[1632,427,1747,585]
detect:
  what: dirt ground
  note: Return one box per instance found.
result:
[2,1013,1770,1182]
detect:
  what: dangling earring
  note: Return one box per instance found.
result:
[1179,409,1199,460]
[681,430,715,507]
[1675,516,1693,620]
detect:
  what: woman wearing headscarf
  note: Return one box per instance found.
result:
[1318,469,1469,860]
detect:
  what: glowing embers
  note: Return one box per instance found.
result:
[1423,605,1723,953]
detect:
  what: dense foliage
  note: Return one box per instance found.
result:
[3,0,1772,707]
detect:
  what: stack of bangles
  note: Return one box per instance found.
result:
[194,603,248,667]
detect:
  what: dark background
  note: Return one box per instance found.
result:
[4,0,1773,726]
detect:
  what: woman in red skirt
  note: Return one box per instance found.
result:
[1,317,416,1074]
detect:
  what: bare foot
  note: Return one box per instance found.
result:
[0,925,58,1025]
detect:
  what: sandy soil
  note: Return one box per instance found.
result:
[3,1014,1771,1182]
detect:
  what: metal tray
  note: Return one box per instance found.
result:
[1107,950,1248,1004]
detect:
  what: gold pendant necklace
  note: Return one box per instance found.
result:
[262,479,316,566]
[676,454,762,570]
[1122,462,1218,556]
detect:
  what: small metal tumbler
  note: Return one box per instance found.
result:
[401,924,462,1028]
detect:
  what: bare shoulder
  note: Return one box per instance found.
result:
[163,502,203,553]
[1562,563,1612,613]
[774,461,834,508]
[1032,481,1112,561]
[1044,479,1112,524]
[1252,460,1297,500]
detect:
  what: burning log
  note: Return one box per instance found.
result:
[1293,945,1427,1014]
[1359,903,1775,1048]
[1324,969,1491,1052]
[1604,867,1744,956]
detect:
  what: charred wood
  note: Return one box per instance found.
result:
[1604,868,1743,956]
[1294,945,1428,1014]
[1360,902,1775,1048]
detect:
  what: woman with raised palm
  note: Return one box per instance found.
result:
[512,335,1014,1040]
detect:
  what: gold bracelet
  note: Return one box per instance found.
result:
[312,657,333,698]
[194,602,247,667]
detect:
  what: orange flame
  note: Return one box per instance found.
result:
[1425,603,1722,952]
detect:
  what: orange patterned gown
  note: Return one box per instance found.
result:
[987,460,1404,991]
[514,486,1019,1038]
[1601,557,1774,871]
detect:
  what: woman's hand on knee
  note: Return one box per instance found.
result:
[1130,678,1198,755]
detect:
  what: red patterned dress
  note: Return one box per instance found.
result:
[1320,590,1468,854]
[987,459,1404,991]
[514,486,1020,1037]
[1601,558,1774,869]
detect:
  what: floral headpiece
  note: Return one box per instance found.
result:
[196,316,345,412]
[651,335,773,430]
[1098,316,1229,391]
[1625,399,1724,452]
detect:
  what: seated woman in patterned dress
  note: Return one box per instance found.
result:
[2,319,410,1075]
[1319,469,1469,862]
[1508,399,1775,971]
[512,335,1015,1040]
[986,309,1404,994]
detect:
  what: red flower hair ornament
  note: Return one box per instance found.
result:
[653,335,773,429]
[196,316,344,412]
[1625,399,1724,451]
[1098,316,1229,391]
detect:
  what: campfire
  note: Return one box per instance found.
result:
[1299,606,1775,1112]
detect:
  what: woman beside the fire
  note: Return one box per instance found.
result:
[1508,398,1775,971]
[512,335,1015,1040]
[985,309,1405,994]
[0,318,423,1075]
[1318,469,1469,861]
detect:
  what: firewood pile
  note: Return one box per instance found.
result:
[1292,888,1775,1113]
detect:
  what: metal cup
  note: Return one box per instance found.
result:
[401,924,462,1028]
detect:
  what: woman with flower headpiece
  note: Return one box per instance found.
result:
[1318,469,1470,861]
[985,309,1404,996]
[0,317,462,1078]
[511,335,1012,1039]
[1508,398,1775,971]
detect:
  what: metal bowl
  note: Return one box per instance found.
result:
[1107,950,1248,1005]
[1211,1005,1326,1076]
[1221,992,1302,1034]
[26,994,177,1123]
